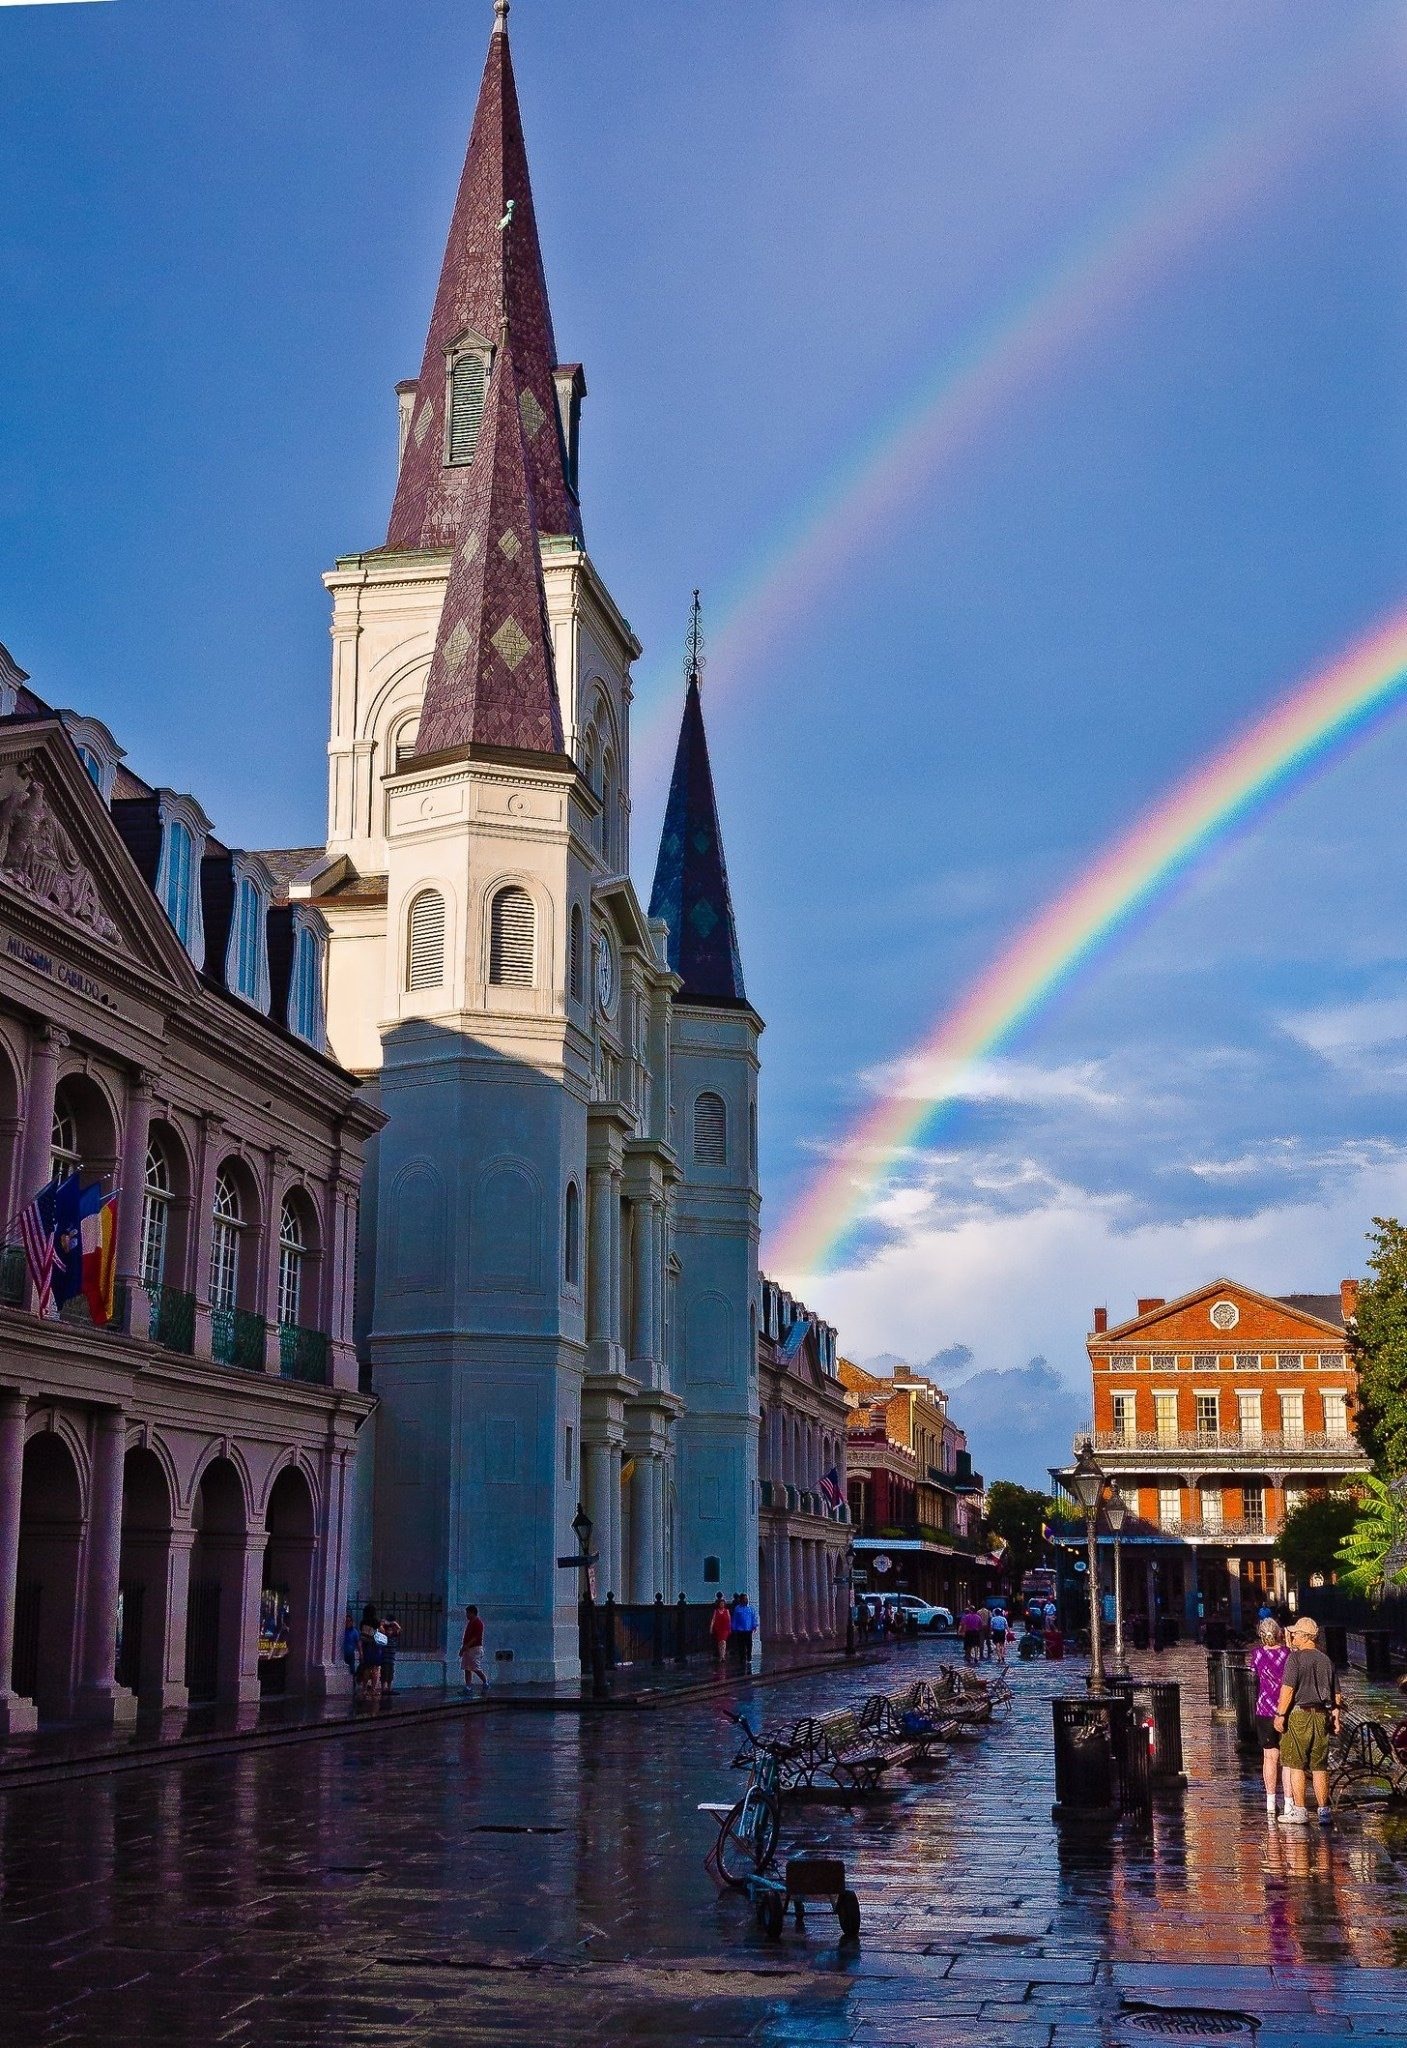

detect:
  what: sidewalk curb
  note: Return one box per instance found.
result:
[0,1645,904,1793]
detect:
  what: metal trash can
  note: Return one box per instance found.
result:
[1363,1629,1393,1678]
[1323,1622,1348,1667]
[1110,1692,1153,1825]
[1204,1619,1229,1652]
[1230,1659,1259,1751]
[1051,1697,1120,1822]
[1206,1649,1235,1715]
[1109,1676,1186,1785]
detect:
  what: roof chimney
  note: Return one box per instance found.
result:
[1093,1307,1108,1335]
[1137,1298,1165,1317]
[1341,1278,1359,1322]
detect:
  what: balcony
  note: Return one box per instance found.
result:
[279,1324,329,1385]
[1162,1514,1283,1543]
[147,1285,196,1356]
[211,1306,267,1372]
[0,1245,24,1306]
[1085,1429,1365,1464]
[760,1479,849,1522]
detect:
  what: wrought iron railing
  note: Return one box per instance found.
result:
[347,1590,444,1655]
[211,1305,266,1371]
[148,1285,197,1355]
[279,1324,329,1384]
[0,1244,25,1306]
[1157,1514,1282,1541]
[1086,1429,1363,1458]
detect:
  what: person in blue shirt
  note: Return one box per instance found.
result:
[341,1613,360,1689]
[730,1593,758,1670]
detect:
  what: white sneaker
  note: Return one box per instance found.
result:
[1279,1804,1309,1825]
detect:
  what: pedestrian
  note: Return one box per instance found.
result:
[460,1603,489,1692]
[341,1610,361,1690]
[960,1604,983,1666]
[731,1591,758,1670]
[1249,1617,1291,1814]
[1043,1599,1058,1632]
[1257,1598,1275,1624]
[380,1614,402,1695]
[989,1605,1009,1662]
[358,1601,384,1700]
[708,1593,732,1667]
[1274,1615,1343,1826]
[979,1606,992,1660]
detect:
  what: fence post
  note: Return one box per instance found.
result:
[675,1592,688,1665]
[653,1592,665,1667]
[604,1592,617,1669]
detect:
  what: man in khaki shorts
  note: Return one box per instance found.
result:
[1273,1616,1343,1825]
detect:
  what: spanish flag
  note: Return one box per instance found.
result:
[80,1189,119,1327]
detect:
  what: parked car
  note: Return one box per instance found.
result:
[861,1593,954,1631]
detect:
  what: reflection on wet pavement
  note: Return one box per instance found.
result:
[2,1645,1406,2045]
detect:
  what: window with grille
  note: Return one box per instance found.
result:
[1316,1351,1342,1371]
[1195,1393,1219,1436]
[1111,1393,1134,1443]
[140,1139,172,1290]
[569,905,584,1004]
[209,1168,241,1313]
[1192,1353,1216,1371]
[564,1181,581,1286]
[1243,1484,1265,1532]
[1234,1353,1259,1371]
[278,1198,304,1328]
[1238,1391,1262,1444]
[1279,1352,1303,1370]
[448,351,488,465]
[489,886,534,986]
[1279,1391,1304,1443]
[1153,1392,1177,1444]
[163,820,193,945]
[50,1094,80,1181]
[1157,1486,1181,1529]
[1151,1352,1175,1369]
[290,926,320,1042]
[1199,1487,1224,1531]
[407,889,445,991]
[1323,1391,1348,1439]
[694,1091,726,1165]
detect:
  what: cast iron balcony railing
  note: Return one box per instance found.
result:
[279,1323,329,1384]
[1154,1514,1283,1542]
[0,1244,25,1306]
[211,1305,267,1371]
[147,1285,196,1356]
[1085,1428,1364,1459]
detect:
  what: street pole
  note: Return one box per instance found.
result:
[1085,1506,1105,1694]
[1112,1525,1124,1670]
[843,1542,856,1658]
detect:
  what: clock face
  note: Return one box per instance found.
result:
[594,930,616,1014]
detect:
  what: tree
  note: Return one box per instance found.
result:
[1274,1494,1359,1588]
[1349,1219,1407,1478]
[1336,1474,1407,1595]
[984,1480,1058,1594]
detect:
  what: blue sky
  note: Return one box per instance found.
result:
[4,1,1406,1478]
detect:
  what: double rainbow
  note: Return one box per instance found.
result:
[769,603,1407,1277]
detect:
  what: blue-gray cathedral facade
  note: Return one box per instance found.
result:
[265,4,762,1682]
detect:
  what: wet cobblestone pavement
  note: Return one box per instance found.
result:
[2,1645,1406,2046]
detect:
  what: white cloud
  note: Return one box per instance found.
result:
[1281,996,1407,1068]
[860,1052,1121,1111]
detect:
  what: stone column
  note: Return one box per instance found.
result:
[160,1523,194,1711]
[650,1204,666,1372]
[606,1443,623,1601]
[76,1408,137,1725]
[220,1526,268,1708]
[0,1391,36,1732]
[189,1113,224,1360]
[651,1454,669,1601]
[629,1456,657,1602]
[115,1070,155,1339]
[608,1172,624,1353]
[17,1025,67,1205]
[788,1537,806,1640]
[583,1441,611,1596]
[586,1169,611,1346]
[629,1203,655,1387]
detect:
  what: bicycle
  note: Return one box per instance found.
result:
[699,1740,782,1889]
[1328,1702,1407,1809]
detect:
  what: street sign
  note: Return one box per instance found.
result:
[872,1554,892,1575]
[556,1553,598,1569]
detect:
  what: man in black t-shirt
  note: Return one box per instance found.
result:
[1273,1616,1343,1824]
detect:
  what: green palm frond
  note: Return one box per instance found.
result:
[1335,1474,1407,1594]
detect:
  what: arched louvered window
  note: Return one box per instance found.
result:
[407,889,446,991]
[489,885,535,987]
[50,1094,80,1181]
[694,1091,726,1166]
[277,1196,305,1329]
[140,1138,172,1291]
[569,904,584,1004]
[448,351,488,465]
[564,1180,581,1286]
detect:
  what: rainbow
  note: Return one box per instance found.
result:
[632,16,1394,784]
[769,602,1407,1277]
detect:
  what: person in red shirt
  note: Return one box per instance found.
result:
[459,1604,488,1692]
[708,1594,733,1667]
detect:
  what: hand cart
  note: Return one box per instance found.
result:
[745,1854,861,1943]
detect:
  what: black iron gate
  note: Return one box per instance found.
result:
[185,1579,220,1702]
[11,1581,40,1701]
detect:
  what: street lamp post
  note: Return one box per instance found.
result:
[1104,1486,1127,1672]
[1068,1439,1106,1695]
[837,1540,856,1658]
[572,1504,608,1700]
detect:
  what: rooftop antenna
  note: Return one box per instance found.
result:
[685,589,705,691]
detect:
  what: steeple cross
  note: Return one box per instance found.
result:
[685,589,706,690]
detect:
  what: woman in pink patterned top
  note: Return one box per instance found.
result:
[1249,1617,1290,1815]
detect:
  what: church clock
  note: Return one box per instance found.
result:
[594,928,616,1016]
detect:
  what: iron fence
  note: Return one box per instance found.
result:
[348,1590,445,1655]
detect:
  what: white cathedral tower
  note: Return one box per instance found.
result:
[291,3,761,1682]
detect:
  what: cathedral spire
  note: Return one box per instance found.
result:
[387,5,582,552]
[414,337,564,758]
[648,596,748,1006]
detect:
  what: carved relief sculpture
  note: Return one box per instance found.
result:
[0,761,120,944]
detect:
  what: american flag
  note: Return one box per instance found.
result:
[820,1467,843,1509]
[15,1175,61,1317]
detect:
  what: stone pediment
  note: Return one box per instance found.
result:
[0,726,198,993]
[1102,1278,1345,1347]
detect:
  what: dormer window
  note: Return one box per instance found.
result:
[288,917,324,1046]
[224,854,272,1012]
[446,336,493,467]
[59,713,124,805]
[154,792,210,969]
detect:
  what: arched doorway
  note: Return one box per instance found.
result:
[16,1431,84,1719]
[186,1458,247,1704]
[261,1465,316,1697]
[118,1446,173,1703]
